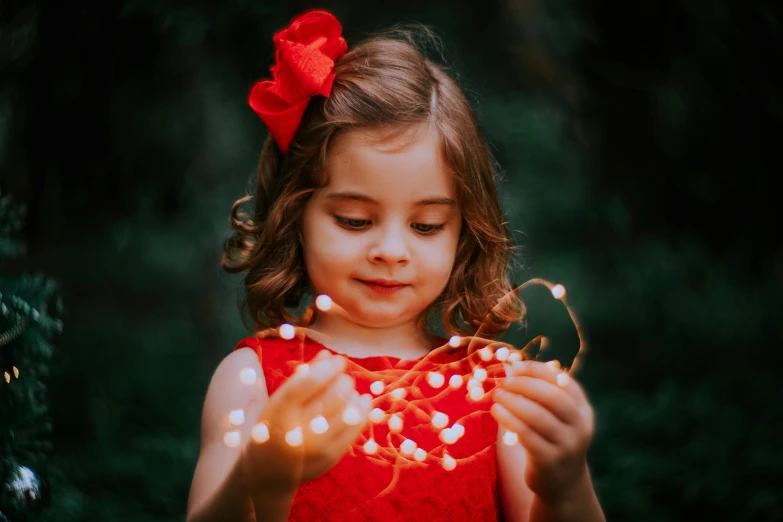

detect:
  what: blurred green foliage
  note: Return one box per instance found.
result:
[1,0,781,520]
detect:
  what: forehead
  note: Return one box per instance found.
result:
[323,124,457,206]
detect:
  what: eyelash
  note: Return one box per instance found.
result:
[334,216,446,235]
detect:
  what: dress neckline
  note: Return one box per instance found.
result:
[303,334,450,363]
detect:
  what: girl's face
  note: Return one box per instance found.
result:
[301,123,462,335]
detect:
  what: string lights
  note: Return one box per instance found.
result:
[221,278,587,477]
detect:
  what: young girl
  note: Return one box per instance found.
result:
[186,10,605,522]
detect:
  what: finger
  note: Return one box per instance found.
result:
[491,402,553,459]
[500,376,578,425]
[273,356,347,408]
[328,389,363,433]
[341,389,362,421]
[510,360,585,406]
[492,388,564,444]
[335,390,371,429]
[510,361,596,433]
[312,348,333,362]
[304,383,365,439]
[329,392,373,448]
[303,373,355,422]
[295,390,362,458]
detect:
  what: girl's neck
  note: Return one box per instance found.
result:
[305,320,435,360]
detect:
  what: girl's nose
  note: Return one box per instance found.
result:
[368,225,410,264]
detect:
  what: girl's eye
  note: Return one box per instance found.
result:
[334,217,445,235]
[412,223,446,234]
[336,217,370,229]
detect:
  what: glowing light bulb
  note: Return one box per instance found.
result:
[467,378,480,390]
[414,448,427,462]
[478,347,493,361]
[370,381,384,395]
[473,368,487,382]
[547,360,561,371]
[432,411,449,429]
[508,351,522,363]
[252,423,269,443]
[442,454,456,471]
[310,415,329,434]
[388,414,403,433]
[12,366,19,378]
[495,347,510,361]
[391,388,406,400]
[440,428,458,444]
[427,372,445,389]
[468,386,484,401]
[223,431,240,448]
[551,284,566,300]
[370,408,385,423]
[229,409,245,426]
[448,335,461,347]
[557,372,570,387]
[239,367,257,385]
[315,294,333,311]
[449,374,463,389]
[503,430,519,446]
[285,426,303,447]
[400,439,417,455]
[279,323,295,340]
[4,372,9,383]
[364,439,378,454]
[452,423,465,439]
[295,363,310,376]
[343,405,361,425]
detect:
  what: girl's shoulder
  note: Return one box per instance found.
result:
[198,343,268,443]
[214,343,265,388]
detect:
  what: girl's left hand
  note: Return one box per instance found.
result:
[490,360,595,504]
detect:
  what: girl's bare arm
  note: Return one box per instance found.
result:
[186,348,295,522]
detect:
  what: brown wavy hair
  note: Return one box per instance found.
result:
[222,27,526,340]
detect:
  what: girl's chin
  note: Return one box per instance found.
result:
[345,307,410,324]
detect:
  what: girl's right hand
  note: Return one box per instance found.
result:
[240,350,372,495]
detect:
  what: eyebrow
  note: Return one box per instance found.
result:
[324,191,457,208]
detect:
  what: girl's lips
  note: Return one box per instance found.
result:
[358,280,408,294]
[360,279,407,286]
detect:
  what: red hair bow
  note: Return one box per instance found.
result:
[248,10,348,154]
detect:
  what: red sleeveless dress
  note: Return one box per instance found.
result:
[235,334,506,522]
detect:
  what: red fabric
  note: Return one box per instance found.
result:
[234,334,506,522]
[248,10,348,154]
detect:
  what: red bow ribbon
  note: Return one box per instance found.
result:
[248,11,348,154]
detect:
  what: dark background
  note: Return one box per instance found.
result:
[2,0,782,520]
